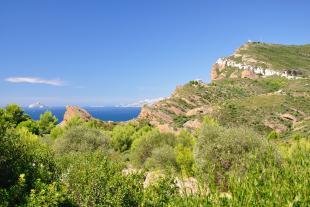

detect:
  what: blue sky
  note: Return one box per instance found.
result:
[1,0,309,106]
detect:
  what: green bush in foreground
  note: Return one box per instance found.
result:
[0,128,58,206]
[53,125,111,155]
[59,152,144,207]
[194,125,275,189]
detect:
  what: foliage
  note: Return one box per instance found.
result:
[1,103,310,206]
[175,130,195,176]
[130,129,177,170]
[142,177,177,206]
[0,104,30,133]
[26,179,75,207]
[173,115,191,128]
[111,124,136,152]
[37,111,58,135]
[53,125,111,155]
[59,152,144,207]
[194,125,274,189]
[267,130,279,140]
[259,76,288,91]
[17,119,39,135]
[237,42,310,76]
[49,126,64,139]
[0,128,58,206]
[227,144,310,206]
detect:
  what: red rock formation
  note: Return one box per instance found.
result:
[59,106,93,126]
[241,69,257,79]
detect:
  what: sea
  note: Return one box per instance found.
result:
[23,107,141,123]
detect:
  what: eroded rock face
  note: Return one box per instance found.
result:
[183,119,202,130]
[241,69,257,79]
[211,57,301,81]
[59,106,93,126]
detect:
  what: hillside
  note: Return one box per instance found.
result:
[212,42,310,80]
[138,43,310,137]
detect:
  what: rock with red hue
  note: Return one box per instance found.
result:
[59,106,93,127]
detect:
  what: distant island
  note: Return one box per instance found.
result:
[28,102,47,109]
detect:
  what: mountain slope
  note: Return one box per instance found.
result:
[138,43,310,137]
[212,42,310,80]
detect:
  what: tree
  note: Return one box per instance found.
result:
[17,120,39,135]
[38,111,58,135]
[0,104,30,133]
[4,104,30,127]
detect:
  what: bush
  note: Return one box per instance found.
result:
[49,126,64,140]
[194,125,273,189]
[175,130,195,176]
[142,177,177,206]
[17,120,39,135]
[53,125,111,155]
[267,130,279,140]
[0,128,58,206]
[37,111,58,135]
[0,104,30,133]
[3,104,30,127]
[26,180,75,207]
[111,124,136,152]
[227,145,310,206]
[59,152,143,207]
[130,129,177,170]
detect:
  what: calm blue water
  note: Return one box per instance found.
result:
[23,107,141,123]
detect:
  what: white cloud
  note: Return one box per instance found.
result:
[5,77,63,86]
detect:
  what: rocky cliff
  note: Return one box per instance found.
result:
[59,106,93,126]
[138,42,310,137]
[211,42,309,81]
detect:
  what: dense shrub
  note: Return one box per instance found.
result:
[49,126,64,139]
[130,129,177,170]
[37,111,58,135]
[17,120,40,135]
[194,125,274,188]
[175,130,195,176]
[111,124,136,152]
[26,180,75,207]
[142,177,177,206]
[0,104,30,133]
[227,144,310,206]
[59,152,144,207]
[53,125,111,155]
[0,128,58,206]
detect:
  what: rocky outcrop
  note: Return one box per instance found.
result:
[183,119,202,129]
[241,69,257,79]
[211,57,300,81]
[137,42,310,135]
[59,106,93,126]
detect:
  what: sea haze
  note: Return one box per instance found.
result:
[23,107,141,123]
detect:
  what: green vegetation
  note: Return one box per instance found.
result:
[0,104,309,206]
[233,42,310,76]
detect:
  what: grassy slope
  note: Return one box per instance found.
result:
[144,77,310,137]
[232,42,310,76]
[142,42,310,136]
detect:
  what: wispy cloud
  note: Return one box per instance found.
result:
[5,77,63,86]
